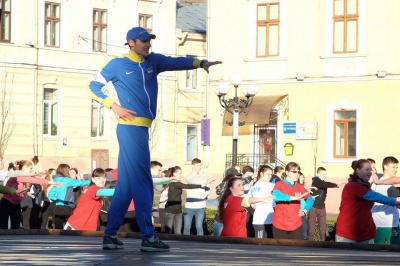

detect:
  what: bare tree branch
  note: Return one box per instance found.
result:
[149,107,161,152]
[0,69,16,155]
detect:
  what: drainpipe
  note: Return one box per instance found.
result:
[174,76,178,166]
[204,0,211,172]
[33,1,39,156]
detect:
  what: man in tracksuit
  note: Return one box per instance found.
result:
[88,27,221,251]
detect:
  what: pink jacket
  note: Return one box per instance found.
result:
[2,176,50,205]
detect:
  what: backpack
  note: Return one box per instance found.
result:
[101,180,116,212]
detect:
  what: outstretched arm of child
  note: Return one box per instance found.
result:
[372,173,400,185]
[0,185,16,195]
[272,190,309,202]
[96,188,115,197]
[241,195,275,207]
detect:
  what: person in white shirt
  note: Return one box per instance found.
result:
[247,165,275,238]
[183,158,210,236]
[32,156,42,174]
[371,156,400,245]
[158,184,169,233]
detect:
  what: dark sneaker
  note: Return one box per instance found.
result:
[141,236,170,252]
[103,236,124,250]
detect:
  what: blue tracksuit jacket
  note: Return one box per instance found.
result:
[88,50,202,238]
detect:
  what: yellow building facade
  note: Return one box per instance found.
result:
[2,0,400,214]
[205,0,400,213]
[0,0,179,171]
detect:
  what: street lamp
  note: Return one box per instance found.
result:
[214,73,257,165]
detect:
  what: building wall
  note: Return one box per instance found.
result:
[171,32,207,174]
[0,0,177,174]
[2,0,400,215]
[206,0,400,213]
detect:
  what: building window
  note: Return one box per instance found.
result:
[256,2,280,57]
[44,2,60,47]
[185,55,198,89]
[43,88,59,136]
[186,125,198,161]
[93,9,107,52]
[333,0,358,53]
[0,0,11,42]
[91,100,107,138]
[139,14,152,32]
[333,110,356,158]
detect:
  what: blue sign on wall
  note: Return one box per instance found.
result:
[283,122,296,134]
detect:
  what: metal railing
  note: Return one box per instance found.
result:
[225,153,286,171]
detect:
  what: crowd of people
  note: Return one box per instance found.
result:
[0,155,211,235]
[214,157,400,245]
[1,26,399,251]
[0,155,113,230]
[1,154,400,247]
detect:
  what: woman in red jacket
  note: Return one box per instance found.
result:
[219,177,273,237]
[65,168,114,231]
[272,162,313,240]
[336,159,400,243]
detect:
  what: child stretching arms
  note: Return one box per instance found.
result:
[64,168,114,231]
[0,160,62,229]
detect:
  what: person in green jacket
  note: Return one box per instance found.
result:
[0,185,27,195]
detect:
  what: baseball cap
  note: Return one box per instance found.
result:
[225,167,240,176]
[125,27,156,44]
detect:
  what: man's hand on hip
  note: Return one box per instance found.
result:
[111,103,136,121]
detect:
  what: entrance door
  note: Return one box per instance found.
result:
[254,125,277,167]
[91,149,109,170]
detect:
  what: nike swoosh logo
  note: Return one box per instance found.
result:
[126,71,134,75]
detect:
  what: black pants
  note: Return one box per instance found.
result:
[30,200,42,229]
[120,210,140,233]
[41,201,56,229]
[99,210,140,232]
[0,198,21,229]
[272,225,303,240]
[54,205,73,229]
[99,211,108,231]
[253,224,273,238]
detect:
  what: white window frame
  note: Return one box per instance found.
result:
[324,101,361,163]
[186,124,200,161]
[185,55,201,90]
[43,87,60,138]
[185,69,200,90]
[139,13,153,32]
[91,100,108,139]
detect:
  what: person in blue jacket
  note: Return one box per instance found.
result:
[88,27,222,252]
[47,164,91,229]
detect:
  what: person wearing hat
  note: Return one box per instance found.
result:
[225,163,241,177]
[88,27,221,251]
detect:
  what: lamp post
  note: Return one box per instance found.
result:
[215,73,257,165]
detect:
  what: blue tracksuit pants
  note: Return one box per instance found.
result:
[105,124,154,239]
